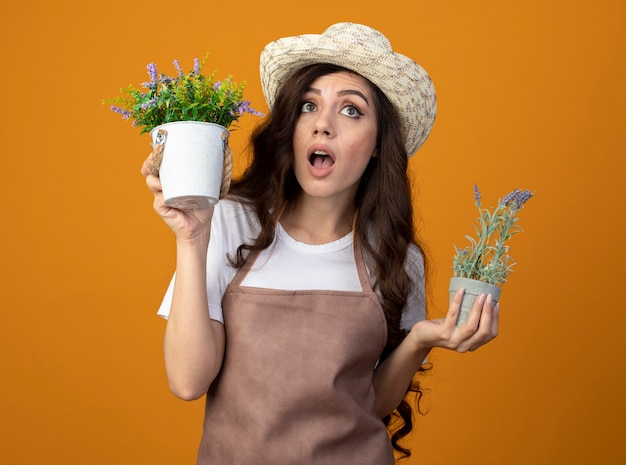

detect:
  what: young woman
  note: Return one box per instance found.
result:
[142,22,499,464]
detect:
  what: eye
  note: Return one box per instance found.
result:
[301,101,317,113]
[340,105,363,118]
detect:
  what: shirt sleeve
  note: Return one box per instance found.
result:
[400,244,426,331]
[156,265,225,323]
[156,273,176,319]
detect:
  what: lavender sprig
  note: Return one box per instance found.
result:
[501,189,533,210]
[146,63,158,88]
[473,183,482,207]
[110,106,131,119]
[173,59,183,77]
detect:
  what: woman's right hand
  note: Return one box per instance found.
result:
[140,152,214,243]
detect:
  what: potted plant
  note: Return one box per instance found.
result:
[450,184,534,325]
[104,54,263,209]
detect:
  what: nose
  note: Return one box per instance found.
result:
[312,109,334,137]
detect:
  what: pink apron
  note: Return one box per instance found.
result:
[197,240,394,464]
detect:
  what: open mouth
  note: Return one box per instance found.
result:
[309,150,335,169]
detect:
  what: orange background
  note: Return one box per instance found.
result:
[1,1,625,463]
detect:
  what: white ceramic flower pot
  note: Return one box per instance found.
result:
[448,277,501,327]
[150,121,229,209]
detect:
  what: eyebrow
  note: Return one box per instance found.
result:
[306,87,370,106]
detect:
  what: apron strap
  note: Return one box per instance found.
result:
[353,236,375,294]
[229,248,259,286]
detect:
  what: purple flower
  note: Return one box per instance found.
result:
[236,100,265,117]
[173,59,183,77]
[513,190,534,207]
[213,80,221,91]
[501,189,519,206]
[236,100,250,114]
[159,76,173,85]
[141,98,157,110]
[193,58,201,74]
[146,62,158,87]
[110,105,132,119]
[501,189,533,208]
[473,184,482,207]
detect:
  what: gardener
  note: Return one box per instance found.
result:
[141,22,499,464]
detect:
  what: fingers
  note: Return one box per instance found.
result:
[490,302,500,339]
[145,175,170,217]
[448,292,498,352]
[140,153,154,177]
[141,157,168,215]
[421,290,500,354]
[478,294,498,341]
[140,150,162,177]
[447,288,464,326]
[466,295,499,352]
[145,173,163,194]
[141,150,164,193]
[463,292,487,330]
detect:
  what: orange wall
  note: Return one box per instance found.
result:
[1,1,624,464]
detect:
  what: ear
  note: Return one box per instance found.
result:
[371,148,380,158]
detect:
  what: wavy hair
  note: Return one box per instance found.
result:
[228,63,429,458]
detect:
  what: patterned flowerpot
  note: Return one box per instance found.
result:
[150,121,229,210]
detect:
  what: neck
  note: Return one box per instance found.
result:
[280,195,355,245]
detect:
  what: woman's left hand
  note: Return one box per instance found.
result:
[409,289,500,353]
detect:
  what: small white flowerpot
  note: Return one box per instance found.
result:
[448,277,501,327]
[150,121,229,209]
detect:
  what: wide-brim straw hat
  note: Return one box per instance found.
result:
[259,22,437,157]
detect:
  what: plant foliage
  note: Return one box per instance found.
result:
[104,54,263,134]
[452,185,534,286]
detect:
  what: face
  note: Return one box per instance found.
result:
[292,71,378,206]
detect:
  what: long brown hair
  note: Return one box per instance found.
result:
[228,63,429,458]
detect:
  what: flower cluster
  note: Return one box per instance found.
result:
[104,54,263,134]
[452,185,534,286]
